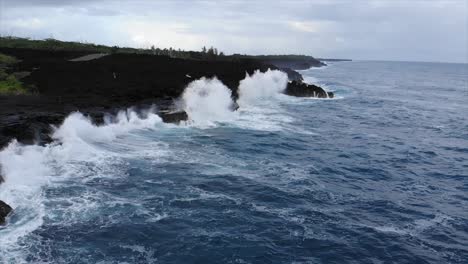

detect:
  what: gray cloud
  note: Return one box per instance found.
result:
[1,0,101,7]
[0,0,466,62]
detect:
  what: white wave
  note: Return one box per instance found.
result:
[0,70,298,260]
[54,108,162,144]
[0,141,48,263]
[301,73,344,100]
[303,76,321,85]
[181,77,236,127]
[372,213,454,236]
[237,69,288,107]
[180,69,291,131]
[0,108,164,262]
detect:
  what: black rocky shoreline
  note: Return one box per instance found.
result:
[0,47,332,150]
[0,48,333,223]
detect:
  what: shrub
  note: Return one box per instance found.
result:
[0,53,18,65]
[0,73,27,94]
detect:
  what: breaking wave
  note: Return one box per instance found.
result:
[0,108,164,262]
[0,69,291,261]
[181,69,289,128]
[181,77,236,126]
[237,69,288,107]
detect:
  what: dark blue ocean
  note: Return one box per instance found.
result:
[1,61,467,263]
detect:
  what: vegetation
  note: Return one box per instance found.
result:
[0,36,321,63]
[0,36,227,61]
[0,53,18,64]
[0,36,122,53]
[0,53,27,95]
[230,54,321,62]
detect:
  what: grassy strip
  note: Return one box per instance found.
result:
[0,74,27,94]
[0,53,27,95]
[0,36,224,60]
[0,53,18,64]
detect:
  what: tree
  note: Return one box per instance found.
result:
[202,46,207,53]
[207,46,214,56]
[111,45,119,54]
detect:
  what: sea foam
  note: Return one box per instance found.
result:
[181,69,289,128]
[0,108,163,262]
[0,70,290,261]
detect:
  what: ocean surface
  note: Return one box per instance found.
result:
[1,61,467,263]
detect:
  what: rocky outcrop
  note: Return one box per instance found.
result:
[0,48,277,149]
[249,55,326,70]
[159,111,188,124]
[0,200,12,225]
[285,81,334,98]
[280,68,303,82]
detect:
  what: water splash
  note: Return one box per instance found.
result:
[238,69,288,107]
[0,107,164,262]
[181,69,289,128]
[181,77,236,127]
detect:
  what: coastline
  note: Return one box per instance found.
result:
[0,48,331,150]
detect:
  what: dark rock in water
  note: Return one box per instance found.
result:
[0,200,13,225]
[284,81,333,98]
[0,164,4,183]
[159,111,188,124]
[280,68,303,82]
[230,101,240,111]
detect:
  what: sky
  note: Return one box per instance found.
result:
[0,0,466,63]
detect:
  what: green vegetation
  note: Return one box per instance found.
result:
[0,36,227,60]
[0,73,27,94]
[0,53,18,64]
[0,36,121,53]
[230,54,321,62]
[0,52,27,95]
[0,36,321,63]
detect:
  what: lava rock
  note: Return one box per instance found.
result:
[280,68,303,82]
[284,81,333,98]
[0,48,278,149]
[0,200,13,225]
[159,111,188,124]
[0,168,3,184]
[262,58,326,70]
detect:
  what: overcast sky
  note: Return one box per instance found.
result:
[0,0,466,63]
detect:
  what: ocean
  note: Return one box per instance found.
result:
[0,61,467,263]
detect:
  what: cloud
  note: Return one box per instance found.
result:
[0,0,466,62]
[122,20,205,50]
[1,0,103,7]
[6,18,44,30]
[288,20,334,33]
